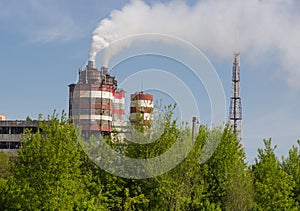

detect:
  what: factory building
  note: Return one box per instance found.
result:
[0,120,38,150]
[68,61,125,136]
[1,62,155,150]
[130,92,154,127]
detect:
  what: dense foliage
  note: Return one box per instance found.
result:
[0,110,299,210]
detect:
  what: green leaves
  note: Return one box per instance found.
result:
[252,139,297,210]
[1,113,89,210]
[200,124,254,210]
[0,110,299,210]
[0,151,11,179]
[282,140,300,207]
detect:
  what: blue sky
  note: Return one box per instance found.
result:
[0,0,299,163]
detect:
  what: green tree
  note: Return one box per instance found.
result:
[282,140,300,206]
[80,130,150,210]
[8,107,300,210]
[121,109,253,210]
[252,138,297,211]
[0,151,12,208]
[148,124,197,211]
[1,113,95,210]
[109,103,200,210]
[200,125,253,210]
[0,151,11,179]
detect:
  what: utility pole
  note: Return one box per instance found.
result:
[229,52,242,136]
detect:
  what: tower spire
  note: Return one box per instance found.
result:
[229,52,242,137]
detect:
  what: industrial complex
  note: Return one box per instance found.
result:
[68,61,127,136]
[68,60,154,137]
[0,60,155,149]
[0,53,242,150]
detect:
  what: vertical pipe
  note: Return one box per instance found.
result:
[192,117,197,141]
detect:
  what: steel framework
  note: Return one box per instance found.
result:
[229,52,242,136]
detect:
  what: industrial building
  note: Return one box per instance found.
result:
[0,61,155,150]
[0,120,38,150]
[68,61,126,136]
[0,52,242,150]
[130,92,154,127]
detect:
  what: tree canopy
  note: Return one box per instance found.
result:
[0,110,299,210]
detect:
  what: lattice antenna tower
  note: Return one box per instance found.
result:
[229,52,242,137]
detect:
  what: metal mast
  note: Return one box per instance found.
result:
[229,52,242,136]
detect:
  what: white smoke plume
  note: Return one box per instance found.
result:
[89,0,300,87]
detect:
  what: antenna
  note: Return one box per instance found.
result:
[229,52,242,137]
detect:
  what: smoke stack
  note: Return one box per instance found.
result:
[192,117,197,141]
[87,60,95,69]
[101,66,108,75]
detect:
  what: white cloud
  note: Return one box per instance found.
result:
[89,0,300,89]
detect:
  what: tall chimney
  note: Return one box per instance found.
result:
[87,60,95,69]
[101,66,109,75]
[192,117,197,141]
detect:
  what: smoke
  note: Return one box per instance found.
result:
[89,0,300,87]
